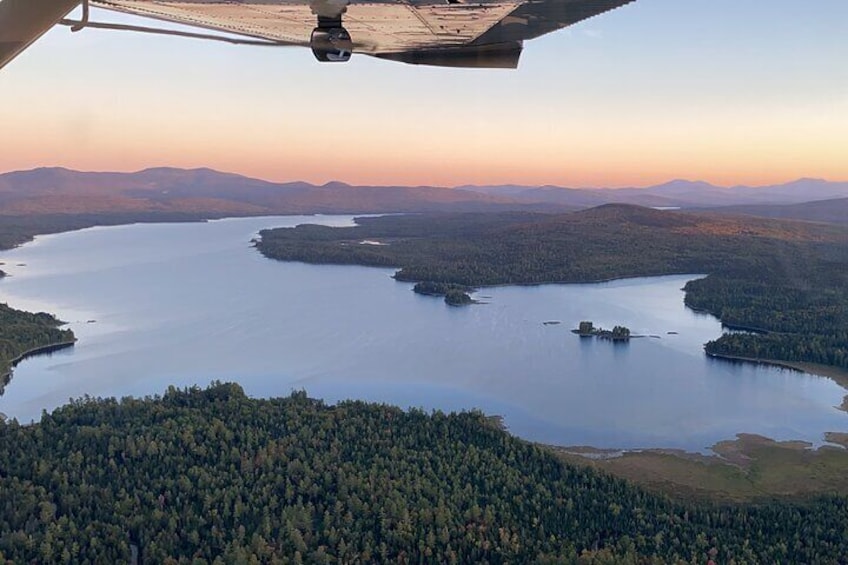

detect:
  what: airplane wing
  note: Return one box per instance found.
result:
[0,0,636,70]
[0,0,82,69]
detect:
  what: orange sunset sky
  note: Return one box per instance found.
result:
[1,0,846,188]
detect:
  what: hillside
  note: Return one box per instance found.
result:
[257,205,846,284]
[257,205,848,372]
[1,383,846,563]
[708,197,848,225]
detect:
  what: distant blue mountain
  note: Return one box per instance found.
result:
[2,167,846,216]
[459,178,848,208]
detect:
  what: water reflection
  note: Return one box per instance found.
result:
[0,215,845,450]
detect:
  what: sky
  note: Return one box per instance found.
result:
[0,0,846,188]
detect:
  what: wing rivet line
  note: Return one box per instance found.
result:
[59,3,292,47]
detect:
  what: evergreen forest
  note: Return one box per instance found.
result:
[2,383,847,563]
[0,303,75,393]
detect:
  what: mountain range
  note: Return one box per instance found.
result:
[1,168,847,223]
[0,167,545,216]
[459,178,848,208]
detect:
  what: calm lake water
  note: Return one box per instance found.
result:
[0,216,845,450]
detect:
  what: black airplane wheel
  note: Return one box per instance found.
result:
[311,26,353,62]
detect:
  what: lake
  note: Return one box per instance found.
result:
[0,215,845,451]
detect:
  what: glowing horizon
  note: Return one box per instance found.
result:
[1,0,846,190]
[2,160,846,191]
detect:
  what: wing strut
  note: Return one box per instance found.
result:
[59,1,291,47]
[70,0,89,31]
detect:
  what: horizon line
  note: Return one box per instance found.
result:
[2,165,846,191]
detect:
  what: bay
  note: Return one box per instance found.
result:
[0,215,845,450]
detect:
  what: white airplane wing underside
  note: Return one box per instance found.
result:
[97,0,519,52]
[0,0,635,69]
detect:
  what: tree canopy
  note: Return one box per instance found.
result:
[1,383,847,563]
[0,303,75,394]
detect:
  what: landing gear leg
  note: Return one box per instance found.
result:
[310,15,352,62]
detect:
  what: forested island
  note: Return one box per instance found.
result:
[1,383,847,563]
[0,303,75,395]
[256,206,848,374]
[413,282,475,306]
[572,321,632,341]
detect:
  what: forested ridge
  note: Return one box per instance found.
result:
[2,383,847,563]
[0,303,75,393]
[683,242,848,369]
[257,207,848,370]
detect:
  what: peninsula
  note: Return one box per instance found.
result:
[0,303,76,396]
[256,206,848,378]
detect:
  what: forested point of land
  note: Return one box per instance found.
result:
[412,281,472,297]
[0,303,75,393]
[256,206,848,371]
[1,383,847,563]
[0,213,251,391]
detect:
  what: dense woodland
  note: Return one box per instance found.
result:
[684,243,848,368]
[1,383,847,563]
[257,206,848,370]
[0,303,75,392]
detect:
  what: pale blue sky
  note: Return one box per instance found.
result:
[1,0,846,186]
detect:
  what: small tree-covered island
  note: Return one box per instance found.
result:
[413,282,475,306]
[572,321,632,341]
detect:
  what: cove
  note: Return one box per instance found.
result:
[0,215,845,450]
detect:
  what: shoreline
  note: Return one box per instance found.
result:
[7,217,847,500]
[707,352,848,411]
[394,271,708,290]
[549,356,848,500]
[551,432,848,502]
[0,340,77,390]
